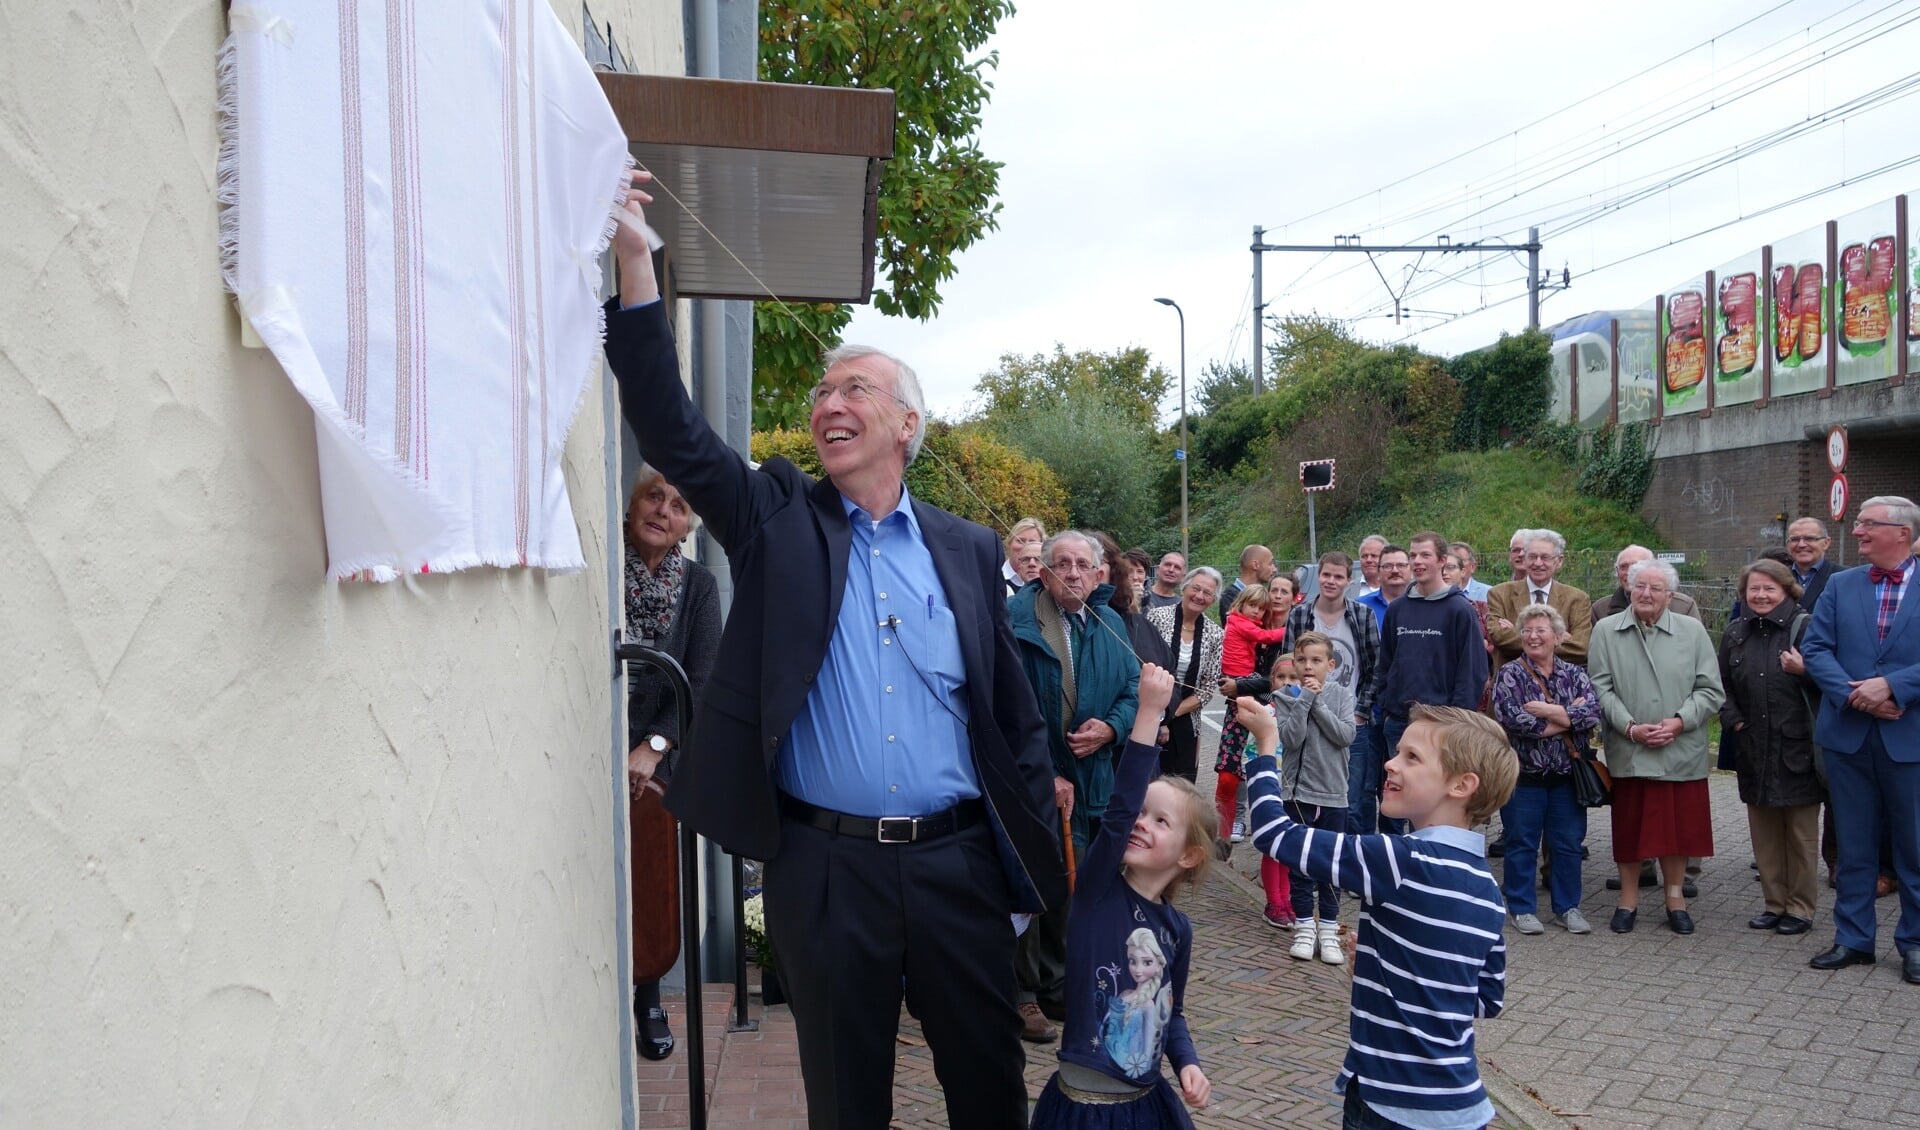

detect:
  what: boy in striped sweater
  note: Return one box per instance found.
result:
[1243,700,1519,1130]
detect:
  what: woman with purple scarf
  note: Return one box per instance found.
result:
[1490,603,1603,936]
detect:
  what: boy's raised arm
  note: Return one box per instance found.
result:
[1243,697,1402,902]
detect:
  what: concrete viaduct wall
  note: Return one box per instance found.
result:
[1643,376,1920,574]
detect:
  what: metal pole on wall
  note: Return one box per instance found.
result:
[1306,492,1318,563]
[1156,298,1189,561]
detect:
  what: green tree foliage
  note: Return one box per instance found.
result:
[1447,329,1552,448]
[1193,359,1253,415]
[749,422,1069,532]
[985,397,1165,547]
[972,345,1173,431]
[752,0,1015,429]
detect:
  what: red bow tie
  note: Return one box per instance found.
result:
[1869,565,1905,584]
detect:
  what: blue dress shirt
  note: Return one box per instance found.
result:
[777,486,979,817]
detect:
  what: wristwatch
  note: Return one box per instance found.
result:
[646,734,670,754]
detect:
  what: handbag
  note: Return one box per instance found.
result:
[1570,751,1612,808]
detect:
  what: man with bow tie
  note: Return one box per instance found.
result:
[1801,495,1920,985]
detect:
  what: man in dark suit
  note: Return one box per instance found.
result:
[1785,516,1838,611]
[604,175,1066,1126]
[1801,496,1920,985]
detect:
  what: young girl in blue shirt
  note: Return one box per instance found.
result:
[1031,664,1216,1129]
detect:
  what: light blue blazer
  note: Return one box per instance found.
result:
[1801,562,1920,760]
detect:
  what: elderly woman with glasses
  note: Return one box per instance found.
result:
[1719,558,1824,937]
[1490,604,1603,935]
[1589,559,1726,936]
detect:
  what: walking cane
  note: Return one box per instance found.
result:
[1062,807,1076,893]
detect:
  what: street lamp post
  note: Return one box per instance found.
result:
[1153,297,1189,562]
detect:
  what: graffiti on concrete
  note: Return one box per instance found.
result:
[1680,477,1733,514]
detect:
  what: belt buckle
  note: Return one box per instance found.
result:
[876,816,916,844]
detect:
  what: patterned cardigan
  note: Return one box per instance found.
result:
[1146,603,1224,713]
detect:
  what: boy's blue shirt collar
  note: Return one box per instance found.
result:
[1408,823,1486,857]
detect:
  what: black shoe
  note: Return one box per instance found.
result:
[1604,873,1660,891]
[1609,908,1637,933]
[1904,951,1920,985]
[1775,915,1812,936]
[638,1006,675,1061]
[1809,944,1876,971]
[1681,878,1699,899]
[1581,844,1590,859]
[1665,909,1695,935]
[1487,837,1506,858]
[1748,912,1782,931]
[1749,860,1759,870]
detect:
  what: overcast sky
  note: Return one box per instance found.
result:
[841,0,1920,423]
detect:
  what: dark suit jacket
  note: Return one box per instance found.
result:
[604,300,1066,913]
[1802,563,1920,760]
[1795,559,1837,612]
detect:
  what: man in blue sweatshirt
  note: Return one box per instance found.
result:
[1374,531,1490,833]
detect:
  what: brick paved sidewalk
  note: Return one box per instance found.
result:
[640,721,1916,1129]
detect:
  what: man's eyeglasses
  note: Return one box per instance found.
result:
[1853,518,1910,532]
[1785,536,1828,544]
[808,377,905,409]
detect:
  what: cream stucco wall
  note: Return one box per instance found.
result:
[0,3,684,1126]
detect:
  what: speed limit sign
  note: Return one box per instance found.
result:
[1830,473,1849,523]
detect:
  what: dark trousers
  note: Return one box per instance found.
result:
[1379,717,1413,836]
[1827,726,1920,956]
[1016,814,1092,1011]
[764,816,1028,1129]
[1346,721,1381,835]
[1285,799,1345,920]
[1162,712,1199,781]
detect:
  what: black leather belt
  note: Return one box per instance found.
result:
[780,794,984,844]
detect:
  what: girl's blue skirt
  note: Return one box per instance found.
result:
[1030,1071,1193,1130]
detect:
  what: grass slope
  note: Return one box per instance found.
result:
[1193,447,1662,574]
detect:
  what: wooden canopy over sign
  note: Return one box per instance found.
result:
[597,73,896,303]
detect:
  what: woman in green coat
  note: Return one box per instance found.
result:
[1589,559,1726,937]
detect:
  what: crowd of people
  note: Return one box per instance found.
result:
[607,165,1918,1130]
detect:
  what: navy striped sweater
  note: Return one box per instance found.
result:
[1248,754,1505,1124]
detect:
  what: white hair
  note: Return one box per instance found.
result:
[1625,558,1680,594]
[1182,565,1224,593]
[1526,528,1566,556]
[1044,529,1104,568]
[1860,495,1920,538]
[821,343,928,464]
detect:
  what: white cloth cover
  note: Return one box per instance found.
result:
[220,0,631,580]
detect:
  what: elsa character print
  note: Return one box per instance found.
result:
[1103,927,1174,1077]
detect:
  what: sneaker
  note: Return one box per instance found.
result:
[1317,922,1344,965]
[1213,838,1232,862]
[1555,909,1591,935]
[1263,905,1294,929]
[1017,1001,1057,1044]
[1290,919,1317,960]
[1230,820,1246,844]
[1511,913,1546,935]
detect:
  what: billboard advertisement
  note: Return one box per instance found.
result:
[1712,253,1762,408]
[1769,224,1828,398]
[1662,277,1707,414]
[1834,200,1898,387]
